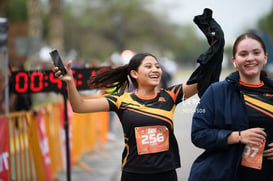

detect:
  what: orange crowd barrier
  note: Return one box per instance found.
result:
[6,111,36,181]
[70,97,110,172]
[6,111,53,181]
[1,98,111,180]
[43,103,64,177]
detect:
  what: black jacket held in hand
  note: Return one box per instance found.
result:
[187,8,225,98]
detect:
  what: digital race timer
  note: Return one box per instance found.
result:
[10,67,110,94]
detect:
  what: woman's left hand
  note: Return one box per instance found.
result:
[264,143,273,160]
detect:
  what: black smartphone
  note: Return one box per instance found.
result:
[49,49,67,75]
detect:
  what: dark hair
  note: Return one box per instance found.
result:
[232,32,268,76]
[88,52,158,93]
[232,32,267,57]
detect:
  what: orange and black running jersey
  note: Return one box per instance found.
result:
[240,80,273,179]
[105,84,184,174]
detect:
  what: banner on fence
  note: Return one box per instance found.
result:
[36,111,53,181]
[0,116,8,181]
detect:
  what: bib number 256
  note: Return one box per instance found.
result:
[135,125,169,155]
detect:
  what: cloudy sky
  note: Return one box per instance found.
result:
[153,0,273,43]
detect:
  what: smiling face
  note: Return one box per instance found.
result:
[130,55,162,90]
[232,37,268,83]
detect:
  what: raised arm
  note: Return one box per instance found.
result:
[53,60,109,113]
[186,8,225,98]
[182,83,198,100]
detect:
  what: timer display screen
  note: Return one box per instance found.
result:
[10,67,110,94]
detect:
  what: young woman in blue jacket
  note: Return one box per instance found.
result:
[189,32,273,181]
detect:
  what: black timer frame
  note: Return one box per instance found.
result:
[11,67,110,181]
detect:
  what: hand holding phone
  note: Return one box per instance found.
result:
[49,49,67,75]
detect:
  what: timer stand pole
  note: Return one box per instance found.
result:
[62,91,71,181]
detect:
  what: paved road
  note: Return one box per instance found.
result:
[175,95,203,180]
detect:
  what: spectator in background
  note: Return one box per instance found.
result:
[160,57,177,88]
[71,57,84,68]
[160,66,172,89]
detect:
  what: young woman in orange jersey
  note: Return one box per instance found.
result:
[53,53,199,181]
[52,8,224,181]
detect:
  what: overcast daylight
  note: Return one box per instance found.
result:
[152,0,273,43]
[1,1,273,180]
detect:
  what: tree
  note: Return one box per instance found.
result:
[6,0,27,21]
[49,0,64,55]
[27,0,43,63]
[0,0,7,17]
[62,0,204,63]
[258,5,273,39]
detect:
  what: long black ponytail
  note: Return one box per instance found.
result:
[88,52,158,93]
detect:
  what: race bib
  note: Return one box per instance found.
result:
[135,125,169,155]
[241,141,265,170]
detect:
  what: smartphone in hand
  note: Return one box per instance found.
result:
[49,49,67,75]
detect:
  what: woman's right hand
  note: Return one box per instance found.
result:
[240,128,266,146]
[52,60,73,83]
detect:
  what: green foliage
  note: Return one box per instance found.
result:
[42,9,49,40]
[7,0,212,64]
[258,6,273,39]
[62,0,204,63]
[6,0,27,21]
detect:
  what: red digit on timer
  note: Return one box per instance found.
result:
[30,71,43,92]
[15,72,28,93]
[49,72,62,89]
[77,73,83,86]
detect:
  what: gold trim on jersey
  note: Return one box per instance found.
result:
[244,94,273,118]
[122,143,129,168]
[109,92,175,127]
[125,107,174,127]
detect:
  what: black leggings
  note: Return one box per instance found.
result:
[121,169,177,181]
